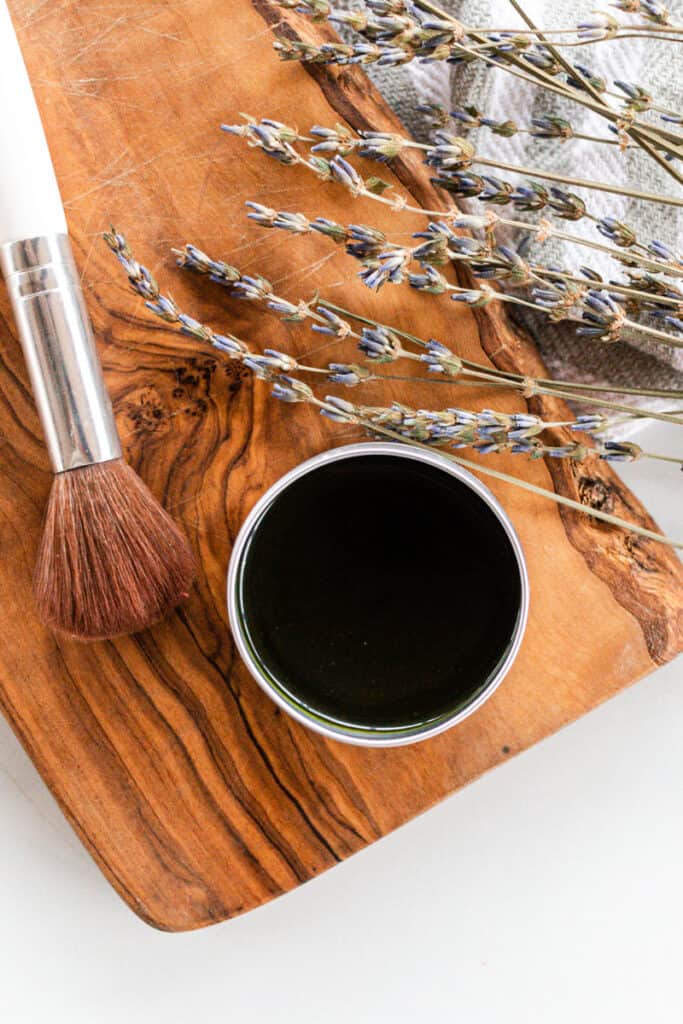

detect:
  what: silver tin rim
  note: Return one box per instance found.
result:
[227,442,529,747]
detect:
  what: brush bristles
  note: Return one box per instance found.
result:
[33,459,195,641]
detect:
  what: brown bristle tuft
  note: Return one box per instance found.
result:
[33,459,196,641]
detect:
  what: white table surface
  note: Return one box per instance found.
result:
[0,420,680,1024]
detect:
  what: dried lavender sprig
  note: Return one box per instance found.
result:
[260,205,683,346]
[357,147,683,275]
[225,118,683,279]
[322,0,683,40]
[102,229,353,384]
[251,206,683,348]
[101,229,534,397]
[427,172,679,269]
[464,82,683,129]
[409,221,683,335]
[272,0,683,166]
[103,229,678,454]
[176,234,683,426]
[458,23,683,42]
[310,389,632,455]
[310,394,680,466]
[448,105,666,150]
[321,300,683,405]
[421,21,679,124]
[276,387,683,549]
[420,0,683,164]
[425,1,683,40]
[503,0,683,184]
[103,230,682,547]
[225,114,683,209]
[284,12,668,157]
[107,227,683,439]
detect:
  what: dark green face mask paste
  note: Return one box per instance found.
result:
[238,454,522,732]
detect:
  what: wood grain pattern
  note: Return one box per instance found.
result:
[0,0,680,930]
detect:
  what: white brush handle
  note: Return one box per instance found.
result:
[0,0,120,472]
[0,0,66,244]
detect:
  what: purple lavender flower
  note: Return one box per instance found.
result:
[320,395,357,422]
[327,363,371,386]
[272,377,313,403]
[330,156,365,195]
[358,325,403,360]
[312,307,352,337]
[600,441,642,462]
[358,249,410,290]
[565,63,607,93]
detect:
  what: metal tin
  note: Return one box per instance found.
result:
[227,442,529,747]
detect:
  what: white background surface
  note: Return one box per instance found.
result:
[0,421,680,1023]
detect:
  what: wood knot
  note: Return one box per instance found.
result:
[223,361,250,394]
[125,386,171,438]
[174,355,217,392]
[577,475,615,513]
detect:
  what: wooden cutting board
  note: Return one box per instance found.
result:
[0,0,681,931]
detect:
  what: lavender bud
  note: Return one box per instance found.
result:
[425,132,475,171]
[358,325,403,360]
[321,395,358,422]
[431,170,486,198]
[547,187,586,221]
[409,267,449,294]
[330,156,365,195]
[267,298,301,318]
[600,441,642,462]
[358,130,405,161]
[450,288,493,307]
[450,105,482,128]
[346,223,387,259]
[312,307,352,338]
[641,1,671,25]
[521,46,562,74]
[144,295,177,319]
[232,275,273,302]
[328,9,369,31]
[571,414,607,433]
[272,377,314,403]
[565,63,607,93]
[597,217,636,247]
[273,210,312,234]
[420,339,463,375]
[311,217,348,243]
[510,182,548,211]
[310,124,355,155]
[212,334,247,356]
[545,443,587,461]
[577,12,619,39]
[327,363,372,386]
[245,202,276,227]
[648,240,682,265]
[177,313,208,340]
[614,80,653,111]
[530,115,573,140]
[358,249,410,290]
[450,214,491,230]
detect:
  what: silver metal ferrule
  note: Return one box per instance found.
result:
[0,234,121,473]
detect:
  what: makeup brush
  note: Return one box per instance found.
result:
[0,1,195,640]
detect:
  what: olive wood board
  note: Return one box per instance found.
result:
[0,0,681,931]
